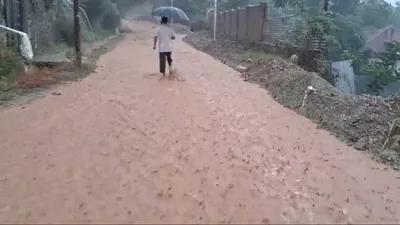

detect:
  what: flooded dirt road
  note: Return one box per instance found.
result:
[0,22,399,223]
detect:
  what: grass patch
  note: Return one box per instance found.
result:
[378,150,400,170]
[0,33,123,108]
[247,51,277,61]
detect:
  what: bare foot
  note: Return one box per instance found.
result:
[168,71,175,80]
[158,73,167,80]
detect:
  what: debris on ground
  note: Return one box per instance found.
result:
[354,139,367,151]
[51,90,62,96]
[183,31,400,167]
[236,65,247,72]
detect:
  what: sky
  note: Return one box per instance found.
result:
[385,0,397,6]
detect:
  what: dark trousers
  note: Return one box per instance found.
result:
[159,52,173,74]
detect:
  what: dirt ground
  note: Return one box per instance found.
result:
[183,31,400,167]
[1,21,400,224]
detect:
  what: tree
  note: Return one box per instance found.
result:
[330,0,360,15]
[359,0,394,29]
[219,0,250,10]
[390,1,400,27]
[113,0,147,12]
[271,0,303,8]
[272,0,361,15]
[366,41,400,94]
[81,0,121,30]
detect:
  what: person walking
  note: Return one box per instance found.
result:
[153,17,176,77]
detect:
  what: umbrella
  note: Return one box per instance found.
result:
[152,6,190,25]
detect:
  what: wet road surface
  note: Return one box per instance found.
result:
[0,22,399,223]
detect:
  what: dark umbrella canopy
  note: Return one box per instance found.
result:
[152,6,190,25]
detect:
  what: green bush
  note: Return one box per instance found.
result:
[101,3,121,30]
[55,17,75,46]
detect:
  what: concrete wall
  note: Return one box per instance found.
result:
[213,3,323,74]
[237,8,247,40]
[225,11,231,37]
[247,5,265,42]
[215,4,267,42]
[230,10,238,39]
[217,13,223,35]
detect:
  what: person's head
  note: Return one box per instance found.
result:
[161,17,169,24]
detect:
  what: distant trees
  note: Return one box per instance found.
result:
[81,0,121,30]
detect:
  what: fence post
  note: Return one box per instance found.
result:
[11,0,19,45]
[19,0,28,33]
[228,10,232,38]
[216,12,219,36]
[4,0,15,46]
[11,0,16,29]
[260,2,267,42]
[227,10,230,38]
[245,5,249,40]
[4,0,9,45]
[214,13,219,34]
[225,11,228,37]
[223,11,226,36]
[236,8,240,40]
[229,9,232,38]
[208,10,212,34]
[4,0,11,27]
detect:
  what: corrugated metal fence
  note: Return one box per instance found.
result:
[331,60,356,94]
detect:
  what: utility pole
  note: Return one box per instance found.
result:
[213,0,217,41]
[73,0,82,67]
